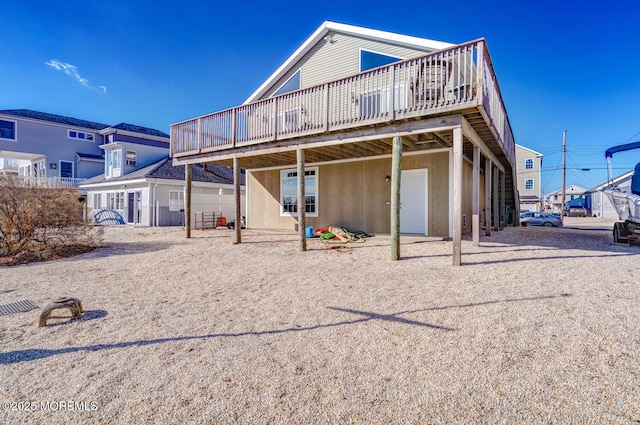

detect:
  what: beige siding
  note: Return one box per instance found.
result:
[245,150,481,237]
[515,144,542,199]
[263,32,439,100]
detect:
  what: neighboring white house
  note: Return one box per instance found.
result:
[80,157,245,227]
[515,144,543,211]
[545,184,588,214]
[584,170,634,219]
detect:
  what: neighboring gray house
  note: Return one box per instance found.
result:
[1,108,245,227]
[80,157,246,227]
[0,109,171,188]
[584,170,634,219]
[0,109,109,184]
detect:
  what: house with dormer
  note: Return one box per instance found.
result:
[80,123,245,226]
[0,109,244,227]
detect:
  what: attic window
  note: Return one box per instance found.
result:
[68,130,95,141]
[272,70,301,97]
[360,49,403,72]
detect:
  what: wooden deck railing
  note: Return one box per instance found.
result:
[171,39,515,163]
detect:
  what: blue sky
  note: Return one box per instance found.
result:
[2,0,640,195]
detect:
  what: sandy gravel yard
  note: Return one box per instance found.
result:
[1,217,639,424]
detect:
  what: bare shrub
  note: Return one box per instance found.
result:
[0,176,103,260]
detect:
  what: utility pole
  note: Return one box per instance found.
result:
[561,131,567,224]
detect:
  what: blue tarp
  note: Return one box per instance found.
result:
[605,141,640,158]
[632,162,640,196]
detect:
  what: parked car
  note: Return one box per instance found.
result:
[567,205,588,217]
[520,212,563,227]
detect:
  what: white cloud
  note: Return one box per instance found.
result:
[45,59,107,93]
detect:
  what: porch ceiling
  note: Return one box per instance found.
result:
[208,129,458,170]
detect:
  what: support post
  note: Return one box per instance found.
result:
[493,165,499,231]
[297,148,306,252]
[485,160,492,237]
[472,146,480,246]
[391,136,402,261]
[185,164,192,239]
[500,170,506,228]
[452,127,463,266]
[561,130,567,224]
[233,156,241,244]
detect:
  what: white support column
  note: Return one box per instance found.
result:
[391,136,402,261]
[297,148,306,252]
[485,159,492,237]
[472,146,480,246]
[452,127,463,266]
[185,164,192,239]
[233,156,241,245]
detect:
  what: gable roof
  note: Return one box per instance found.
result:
[79,157,244,187]
[516,144,543,157]
[244,21,454,104]
[546,184,588,196]
[0,109,110,131]
[586,169,634,193]
[0,109,168,138]
[111,123,170,138]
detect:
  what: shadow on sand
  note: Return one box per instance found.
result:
[1,294,569,364]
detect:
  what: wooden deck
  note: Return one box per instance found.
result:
[170,39,517,208]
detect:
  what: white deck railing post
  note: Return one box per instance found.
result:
[231,108,237,148]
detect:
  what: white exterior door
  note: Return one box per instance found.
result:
[400,169,428,235]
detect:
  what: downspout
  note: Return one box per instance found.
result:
[152,182,158,226]
[147,182,152,226]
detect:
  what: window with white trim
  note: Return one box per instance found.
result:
[169,190,184,211]
[68,129,95,141]
[525,179,534,190]
[59,160,73,178]
[93,193,102,209]
[105,149,122,179]
[358,84,405,117]
[525,158,534,169]
[107,192,125,210]
[0,119,16,140]
[360,49,403,72]
[272,69,301,97]
[126,150,137,167]
[280,168,317,216]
